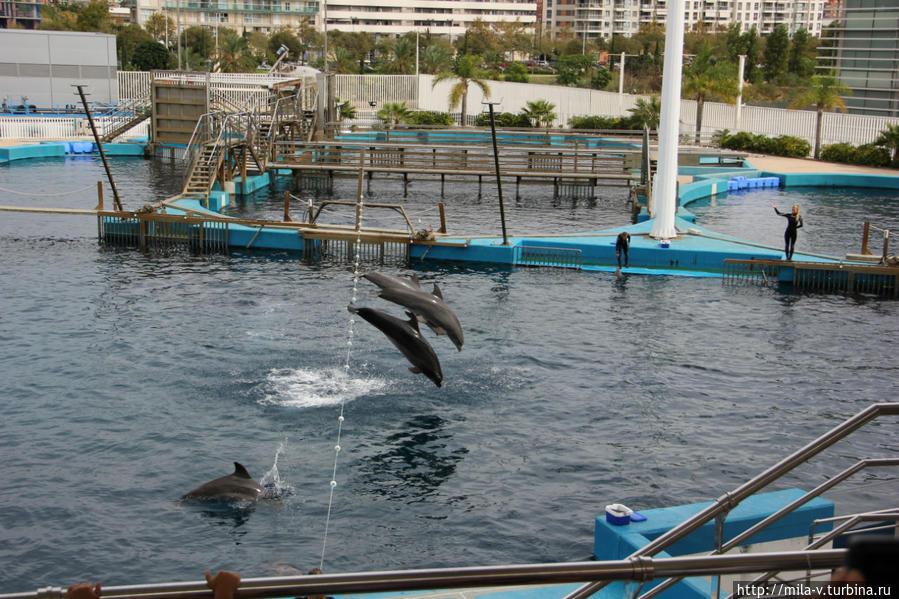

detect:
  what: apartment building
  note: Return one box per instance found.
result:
[545,0,826,40]
[131,0,535,37]
[0,0,43,29]
[322,0,536,37]
[819,0,899,117]
[133,0,318,34]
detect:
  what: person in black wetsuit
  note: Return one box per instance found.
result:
[771,203,803,260]
[616,232,631,268]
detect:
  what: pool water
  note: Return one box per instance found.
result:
[1,156,897,592]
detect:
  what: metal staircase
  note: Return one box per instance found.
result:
[95,99,152,143]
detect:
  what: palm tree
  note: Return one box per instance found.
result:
[377,102,411,129]
[682,42,739,143]
[874,123,899,163]
[218,33,253,73]
[789,75,851,159]
[628,95,661,130]
[432,55,490,126]
[521,100,557,129]
[420,44,453,75]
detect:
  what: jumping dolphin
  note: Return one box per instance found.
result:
[181,462,263,502]
[348,304,443,387]
[362,271,421,292]
[372,284,464,352]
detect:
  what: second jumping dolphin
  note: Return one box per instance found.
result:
[349,304,443,387]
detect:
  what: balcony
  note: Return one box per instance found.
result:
[164,0,317,13]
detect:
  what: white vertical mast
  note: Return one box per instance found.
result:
[650,0,685,240]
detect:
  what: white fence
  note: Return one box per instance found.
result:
[0,115,150,141]
[334,75,420,111]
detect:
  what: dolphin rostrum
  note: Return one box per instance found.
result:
[362,271,421,292]
[372,284,464,352]
[348,304,443,387]
[181,462,263,502]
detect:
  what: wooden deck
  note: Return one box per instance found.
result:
[269,140,642,184]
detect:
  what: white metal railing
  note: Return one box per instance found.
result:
[0,550,848,599]
[564,402,899,599]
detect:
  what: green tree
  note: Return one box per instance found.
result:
[145,12,175,44]
[419,40,454,75]
[521,100,557,128]
[328,31,374,73]
[432,55,491,126]
[787,28,815,79]
[455,19,499,57]
[132,40,171,71]
[682,41,739,143]
[117,24,154,69]
[334,97,356,121]
[268,29,303,63]
[590,67,612,90]
[39,4,78,30]
[628,95,661,129]
[789,75,851,159]
[556,53,593,86]
[377,102,412,128]
[874,123,899,163]
[76,0,111,33]
[381,34,416,74]
[503,62,529,83]
[219,32,255,72]
[763,24,790,83]
[181,26,215,63]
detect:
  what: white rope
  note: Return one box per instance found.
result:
[319,193,365,571]
[0,182,99,197]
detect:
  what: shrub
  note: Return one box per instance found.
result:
[852,143,891,167]
[474,112,532,128]
[405,111,454,127]
[716,130,809,158]
[770,135,811,158]
[820,142,892,167]
[820,143,854,163]
[569,115,638,130]
[503,63,529,83]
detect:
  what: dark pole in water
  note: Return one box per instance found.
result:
[485,101,509,246]
[74,85,122,212]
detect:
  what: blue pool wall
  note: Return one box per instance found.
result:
[593,488,834,599]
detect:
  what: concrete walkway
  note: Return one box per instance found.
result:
[745,153,898,176]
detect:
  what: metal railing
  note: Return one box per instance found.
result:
[0,550,847,599]
[563,402,899,599]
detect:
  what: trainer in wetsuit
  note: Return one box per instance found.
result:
[616,232,631,268]
[771,203,803,260]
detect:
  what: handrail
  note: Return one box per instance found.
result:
[727,512,899,598]
[639,459,899,599]
[0,550,846,599]
[563,402,899,599]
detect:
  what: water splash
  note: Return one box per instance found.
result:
[259,441,293,499]
[258,367,388,408]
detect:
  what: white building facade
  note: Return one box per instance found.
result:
[131,0,535,37]
[544,0,826,41]
[322,0,537,37]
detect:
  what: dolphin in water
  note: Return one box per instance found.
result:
[348,304,443,387]
[181,462,263,502]
[372,284,464,352]
[362,271,421,292]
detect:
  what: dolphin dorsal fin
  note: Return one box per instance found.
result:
[411,274,420,288]
[233,462,252,479]
[431,283,443,300]
[406,311,421,332]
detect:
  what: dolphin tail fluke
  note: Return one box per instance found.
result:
[431,283,443,299]
[347,303,360,314]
